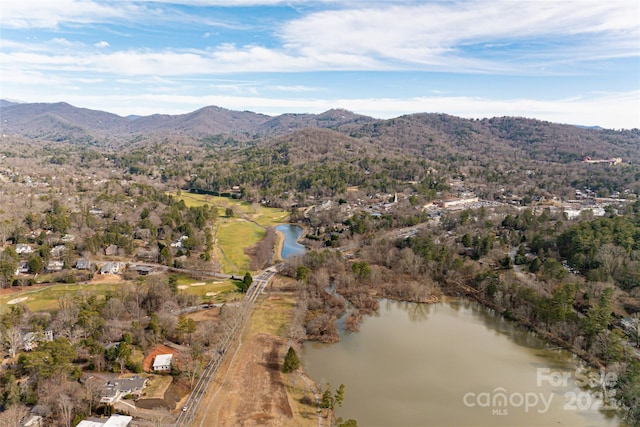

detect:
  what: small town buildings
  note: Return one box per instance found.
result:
[99,376,148,404]
[76,415,132,427]
[16,262,29,275]
[22,415,44,427]
[170,235,188,248]
[436,196,479,209]
[16,244,34,255]
[75,258,91,270]
[129,264,153,275]
[22,330,53,351]
[100,262,120,275]
[50,245,66,258]
[153,354,173,372]
[46,260,64,272]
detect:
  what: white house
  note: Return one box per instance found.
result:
[22,415,44,427]
[100,262,120,275]
[16,244,34,255]
[76,415,132,427]
[153,354,173,372]
[170,235,188,248]
[50,245,66,258]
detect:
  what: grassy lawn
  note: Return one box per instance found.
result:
[248,294,294,337]
[216,219,265,273]
[0,282,120,312]
[172,191,289,227]
[142,375,173,399]
[177,278,238,303]
[170,191,290,275]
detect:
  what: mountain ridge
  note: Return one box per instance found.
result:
[1,100,638,165]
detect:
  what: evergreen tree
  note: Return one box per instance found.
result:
[281,346,300,373]
[242,271,253,291]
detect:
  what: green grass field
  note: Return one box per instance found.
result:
[216,219,265,273]
[0,282,120,312]
[171,192,289,274]
[173,275,238,303]
[174,192,289,227]
[0,276,244,313]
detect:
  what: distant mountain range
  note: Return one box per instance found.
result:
[1,100,637,164]
[0,100,374,140]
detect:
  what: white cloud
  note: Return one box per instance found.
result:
[0,0,133,28]
[266,85,320,93]
[281,1,640,68]
[2,1,637,75]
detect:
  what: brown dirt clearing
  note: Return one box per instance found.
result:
[197,333,316,427]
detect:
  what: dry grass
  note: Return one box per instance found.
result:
[143,375,174,399]
[248,294,294,337]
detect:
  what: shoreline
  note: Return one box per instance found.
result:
[272,223,309,264]
[273,228,285,263]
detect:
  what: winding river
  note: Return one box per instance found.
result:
[276,224,306,259]
[302,299,623,427]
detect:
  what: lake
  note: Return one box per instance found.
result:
[302,299,622,427]
[276,224,306,259]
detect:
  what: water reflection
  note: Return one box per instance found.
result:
[275,224,306,259]
[302,299,622,427]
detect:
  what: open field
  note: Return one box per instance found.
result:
[176,192,289,227]
[172,192,289,274]
[249,294,295,337]
[0,282,121,312]
[142,375,173,399]
[192,276,317,427]
[216,219,265,273]
[171,274,238,302]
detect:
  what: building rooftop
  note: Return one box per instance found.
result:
[76,415,132,427]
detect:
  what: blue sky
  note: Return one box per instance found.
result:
[1,0,639,128]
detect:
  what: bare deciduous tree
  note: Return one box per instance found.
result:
[5,326,22,359]
[0,403,30,427]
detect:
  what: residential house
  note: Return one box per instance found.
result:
[22,415,44,427]
[50,245,66,258]
[15,244,33,255]
[100,262,120,275]
[75,258,91,270]
[22,331,53,351]
[153,354,173,372]
[129,265,153,275]
[135,247,158,261]
[46,260,64,272]
[170,236,188,248]
[100,375,148,404]
[621,318,637,333]
[76,415,132,427]
[16,262,29,275]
